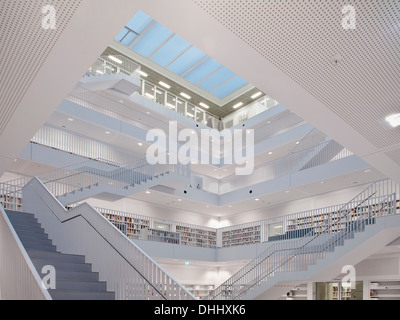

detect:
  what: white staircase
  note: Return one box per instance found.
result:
[209,180,400,300]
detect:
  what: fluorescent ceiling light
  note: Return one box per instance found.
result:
[187,113,194,117]
[180,92,191,99]
[136,70,148,77]
[251,92,262,99]
[108,55,122,64]
[233,102,243,109]
[145,93,154,99]
[159,81,171,89]
[385,113,400,128]
[199,102,210,109]
[95,70,104,75]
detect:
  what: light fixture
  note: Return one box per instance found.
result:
[67,118,74,122]
[105,131,111,135]
[268,152,273,155]
[146,190,151,194]
[255,198,259,201]
[177,199,182,202]
[233,102,243,109]
[138,142,143,146]
[96,70,104,75]
[185,261,190,265]
[199,102,210,109]
[296,141,300,145]
[145,93,155,99]
[108,55,123,64]
[385,113,400,128]
[180,92,191,99]
[251,92,262,99]
[228,205,232,208]
[136,70,148,77]
[364,169,372,173]
[321,181,326,184]
[159,81,171,89]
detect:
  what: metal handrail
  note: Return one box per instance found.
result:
[209,179,398,300]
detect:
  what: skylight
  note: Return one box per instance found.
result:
[115,10,249,100]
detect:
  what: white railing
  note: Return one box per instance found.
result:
[218,139,352,194]
[0,205,52,300]
[93,207,217,248]
[209,179,399,300]
[31,124,143,166]
[22,177,195,300]
[89,55,140,77]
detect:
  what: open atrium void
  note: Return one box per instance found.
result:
[0,0,400,303]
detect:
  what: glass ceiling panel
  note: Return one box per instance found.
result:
[126,10,153,34]
[211,76,248,99]
[184,58,222,84]
[116,11,250,99]
[167,46,207,75]
[198,67,236,92]
[132,22,174,57]
[150,35,191,67]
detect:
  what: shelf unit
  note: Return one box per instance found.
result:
[96,208,150,240]
[286,199,400,236]
[176,225,217,248]
[221,225,261,247]
[369,280,400,300]
[284,283,308,300]
[141,227,180,244]
[183,284,214,299]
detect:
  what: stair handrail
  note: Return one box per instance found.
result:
[24,177,195,300]
[209,179,398,300]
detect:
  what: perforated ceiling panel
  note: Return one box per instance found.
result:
[0,0,82,135]
[192,0,400,150]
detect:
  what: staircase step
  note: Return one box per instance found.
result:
[27,250,86,264]
[32,259,93,272]
[19,235,53,246]
[48,290,115,300]
[56,270,100,282]
[5,210,35,219]
[53,280,108,292]
[23,242,58,252]
[7,215,38,224]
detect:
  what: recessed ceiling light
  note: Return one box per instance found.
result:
[255,198,259,201]
[146,190,151,194]
[159,81,171,89]
[108,55,123,64]
[177,199,182,202]
[105,131,111,135]
[385,113,400,128]
[251,92,262,99]
[268,152,273,155]
[199,102,210,109]
[136,70,148,77]
[138,142,143,146]
[233,102,243,109]
[119,100,124,103]
[296,141,300,145]
[364,169,372,173]
[228,205,232,208]
[321,181,326,184]
[67,118,74,122]
[180,92,191,99]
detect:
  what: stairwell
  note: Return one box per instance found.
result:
[5,210,115,300]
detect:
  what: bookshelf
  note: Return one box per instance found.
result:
[369,280,400,300]
[183,284,214,299]
[176,225,217,248]
[141,227,181,244]
[221,225,261,247]
[96,208,150,240]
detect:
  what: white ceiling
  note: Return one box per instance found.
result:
[132,0,400,184]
